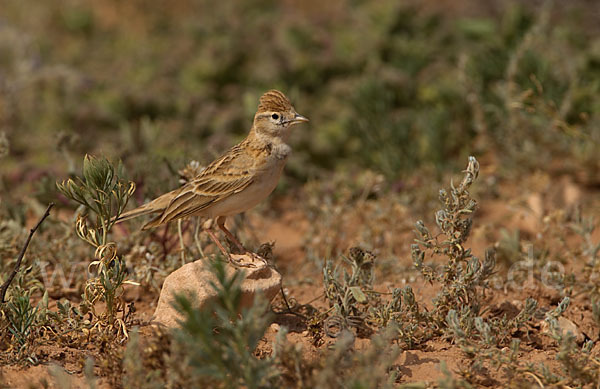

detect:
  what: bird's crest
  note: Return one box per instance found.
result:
[257,90,292,113]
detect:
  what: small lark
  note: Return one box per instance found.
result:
[115,90,308,264]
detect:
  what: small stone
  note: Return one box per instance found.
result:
[152,254,282,328]
[527,193,544,219]
[511,300,524,310]
[539,317,584,344]
[563,180,581,208]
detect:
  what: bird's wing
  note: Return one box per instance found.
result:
[143,143,256,229]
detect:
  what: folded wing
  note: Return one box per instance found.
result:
[140,144,255,229]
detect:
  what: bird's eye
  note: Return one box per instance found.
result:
[271,114,279,120]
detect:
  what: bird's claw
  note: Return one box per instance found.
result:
[226,252,268,268]
[228,254,257,268]
[248,251,269,266]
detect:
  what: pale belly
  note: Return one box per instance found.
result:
[201,157,287,218]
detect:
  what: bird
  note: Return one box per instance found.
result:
[114,90,309,266]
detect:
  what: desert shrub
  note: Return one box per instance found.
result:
[322,247,376,337]
[57,155,137,340]
[406,157,600,386]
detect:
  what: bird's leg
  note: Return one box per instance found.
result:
[205,228,230,258]
[205,227,254,268]
[216,216,266,264]
[216,216,247,253]
[193,217,205,258]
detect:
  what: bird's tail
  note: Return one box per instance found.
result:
[114,202,158,224]
[113,191,174,227]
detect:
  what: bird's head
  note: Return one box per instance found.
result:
[252,90,309,139]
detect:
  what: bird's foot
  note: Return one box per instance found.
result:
[247,251,269,266]
[227,253,258,268]
[225,251,269,268]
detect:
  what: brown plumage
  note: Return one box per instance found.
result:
[257,90,293,114]
[115,90,308,262]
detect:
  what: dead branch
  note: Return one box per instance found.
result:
[0,203,54,303]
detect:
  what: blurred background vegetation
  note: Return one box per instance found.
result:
[1,0,600,214]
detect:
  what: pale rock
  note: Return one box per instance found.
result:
[526,193,544,219]
[540,317,584,344]
[562,180,581,208]
[152,254,281,328]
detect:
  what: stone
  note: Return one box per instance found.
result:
[152,254,282,328]
[539,317,584,344]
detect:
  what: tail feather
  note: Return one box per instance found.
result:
[140,214,165,230]
[114,203,159,223]
[113,191,175,226]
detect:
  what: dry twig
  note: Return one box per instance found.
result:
[0,203,54,303]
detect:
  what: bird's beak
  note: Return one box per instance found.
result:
[291,113,309,124]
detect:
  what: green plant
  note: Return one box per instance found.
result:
[322,247,376,337]
[445,302,534,382]
[315,327,401,389]
[56,154,137,339]
[172,260,277,388]
[410,157,599,386]
[6,288,38,353]
[367,285,428,349]
[355,157,500,351]
[274,324,402,389]
[47,299,91,346]
[0,284,50,365]
[57,155,135,246]
[534,297,600,386]
[411,156,495,329]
